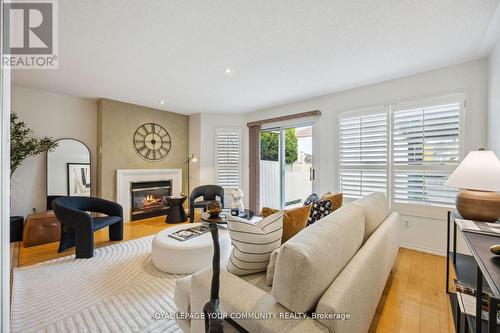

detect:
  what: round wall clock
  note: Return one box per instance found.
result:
[133,123,171,161]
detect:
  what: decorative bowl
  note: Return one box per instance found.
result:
[206,201,222,218]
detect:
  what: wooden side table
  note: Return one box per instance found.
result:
[23,211,61,247]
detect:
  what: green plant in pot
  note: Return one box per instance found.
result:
[9,112,58,241]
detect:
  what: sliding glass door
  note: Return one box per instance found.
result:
[260,125,313,209]
[260,129,281,209]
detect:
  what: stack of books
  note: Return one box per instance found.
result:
[455,279,500,324]
[168,225,210,241]
[455,218,500,236]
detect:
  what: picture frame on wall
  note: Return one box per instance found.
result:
[67,163,91,196]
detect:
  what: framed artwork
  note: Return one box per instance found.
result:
[67,163,91,196]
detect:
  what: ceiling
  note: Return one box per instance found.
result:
[13,0,500,114]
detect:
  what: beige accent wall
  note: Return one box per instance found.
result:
[97,99,189,201]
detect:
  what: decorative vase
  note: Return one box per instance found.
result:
[10,216,24,242]
[206,201,222,218]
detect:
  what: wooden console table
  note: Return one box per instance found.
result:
[446,210,500,333]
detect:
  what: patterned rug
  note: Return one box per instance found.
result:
[11,236,185,333]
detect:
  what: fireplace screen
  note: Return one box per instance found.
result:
[131,180,171,221]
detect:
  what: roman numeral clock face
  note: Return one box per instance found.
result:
[133,123,171,161]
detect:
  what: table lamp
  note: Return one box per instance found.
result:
[445,149,500,222]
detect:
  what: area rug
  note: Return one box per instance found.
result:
[11,236,185,333]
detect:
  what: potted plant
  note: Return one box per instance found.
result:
[9,112,58,242]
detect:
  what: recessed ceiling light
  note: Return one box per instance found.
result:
[224,68,234,74]
[160,100,165,105]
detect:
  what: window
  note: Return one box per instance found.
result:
[339,109,388,199]
[339,94,464,207]
[215,128,241,190]
[392,100,461,206]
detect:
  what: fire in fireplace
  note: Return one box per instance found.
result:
[131,180,171,221]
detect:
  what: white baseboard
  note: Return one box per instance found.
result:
[399,243,446,257]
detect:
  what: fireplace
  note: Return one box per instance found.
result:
[130,180,171,221]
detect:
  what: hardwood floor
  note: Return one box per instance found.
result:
[16,219,455,332]
[369,248,455,333]
[17,215,184,267]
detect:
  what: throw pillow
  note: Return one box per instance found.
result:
[260,205,311,243]
[307,199,332,225]
[303,193,320,206]
[321,192,343,212]
[226,211,284,276]
[260,207,275,218]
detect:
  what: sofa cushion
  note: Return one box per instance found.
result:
[320,192,343,212]
[351,192,389,242]
[272,203,365,313]
[190,268,329,333]
[265,248,280,287]
[240,271,272,292]
[226,211,284,276]
[261,205,311,243]
[307,199,332,225]
[315,212,400,333]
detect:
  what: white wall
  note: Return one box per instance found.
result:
[244,58,488,256]
[488,37,500,157]
[188,113,201,193]
[0,20,11,330]
[10,85,97,217]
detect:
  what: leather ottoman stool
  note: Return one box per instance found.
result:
[23,211,61,247]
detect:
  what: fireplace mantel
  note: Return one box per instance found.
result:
[116,169,182,223]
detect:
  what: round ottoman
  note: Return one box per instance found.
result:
[151,223,231,274]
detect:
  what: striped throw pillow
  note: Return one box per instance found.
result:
[226,211,284,276]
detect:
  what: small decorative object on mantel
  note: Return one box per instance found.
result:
[230,188,244,215]
[206,201,222,218]
[133,122,171,161]
[445,149,500,222]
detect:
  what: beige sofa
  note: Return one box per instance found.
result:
[174,193,400,333]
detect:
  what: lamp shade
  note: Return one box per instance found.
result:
[445,150,500,192]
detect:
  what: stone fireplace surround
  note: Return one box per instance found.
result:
[116,169,182,223]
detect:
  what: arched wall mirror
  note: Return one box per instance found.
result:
[47,139,91,206]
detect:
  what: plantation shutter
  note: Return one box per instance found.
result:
[216,129,241,189]
[339,110,388,199]
[392,100,461,206]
